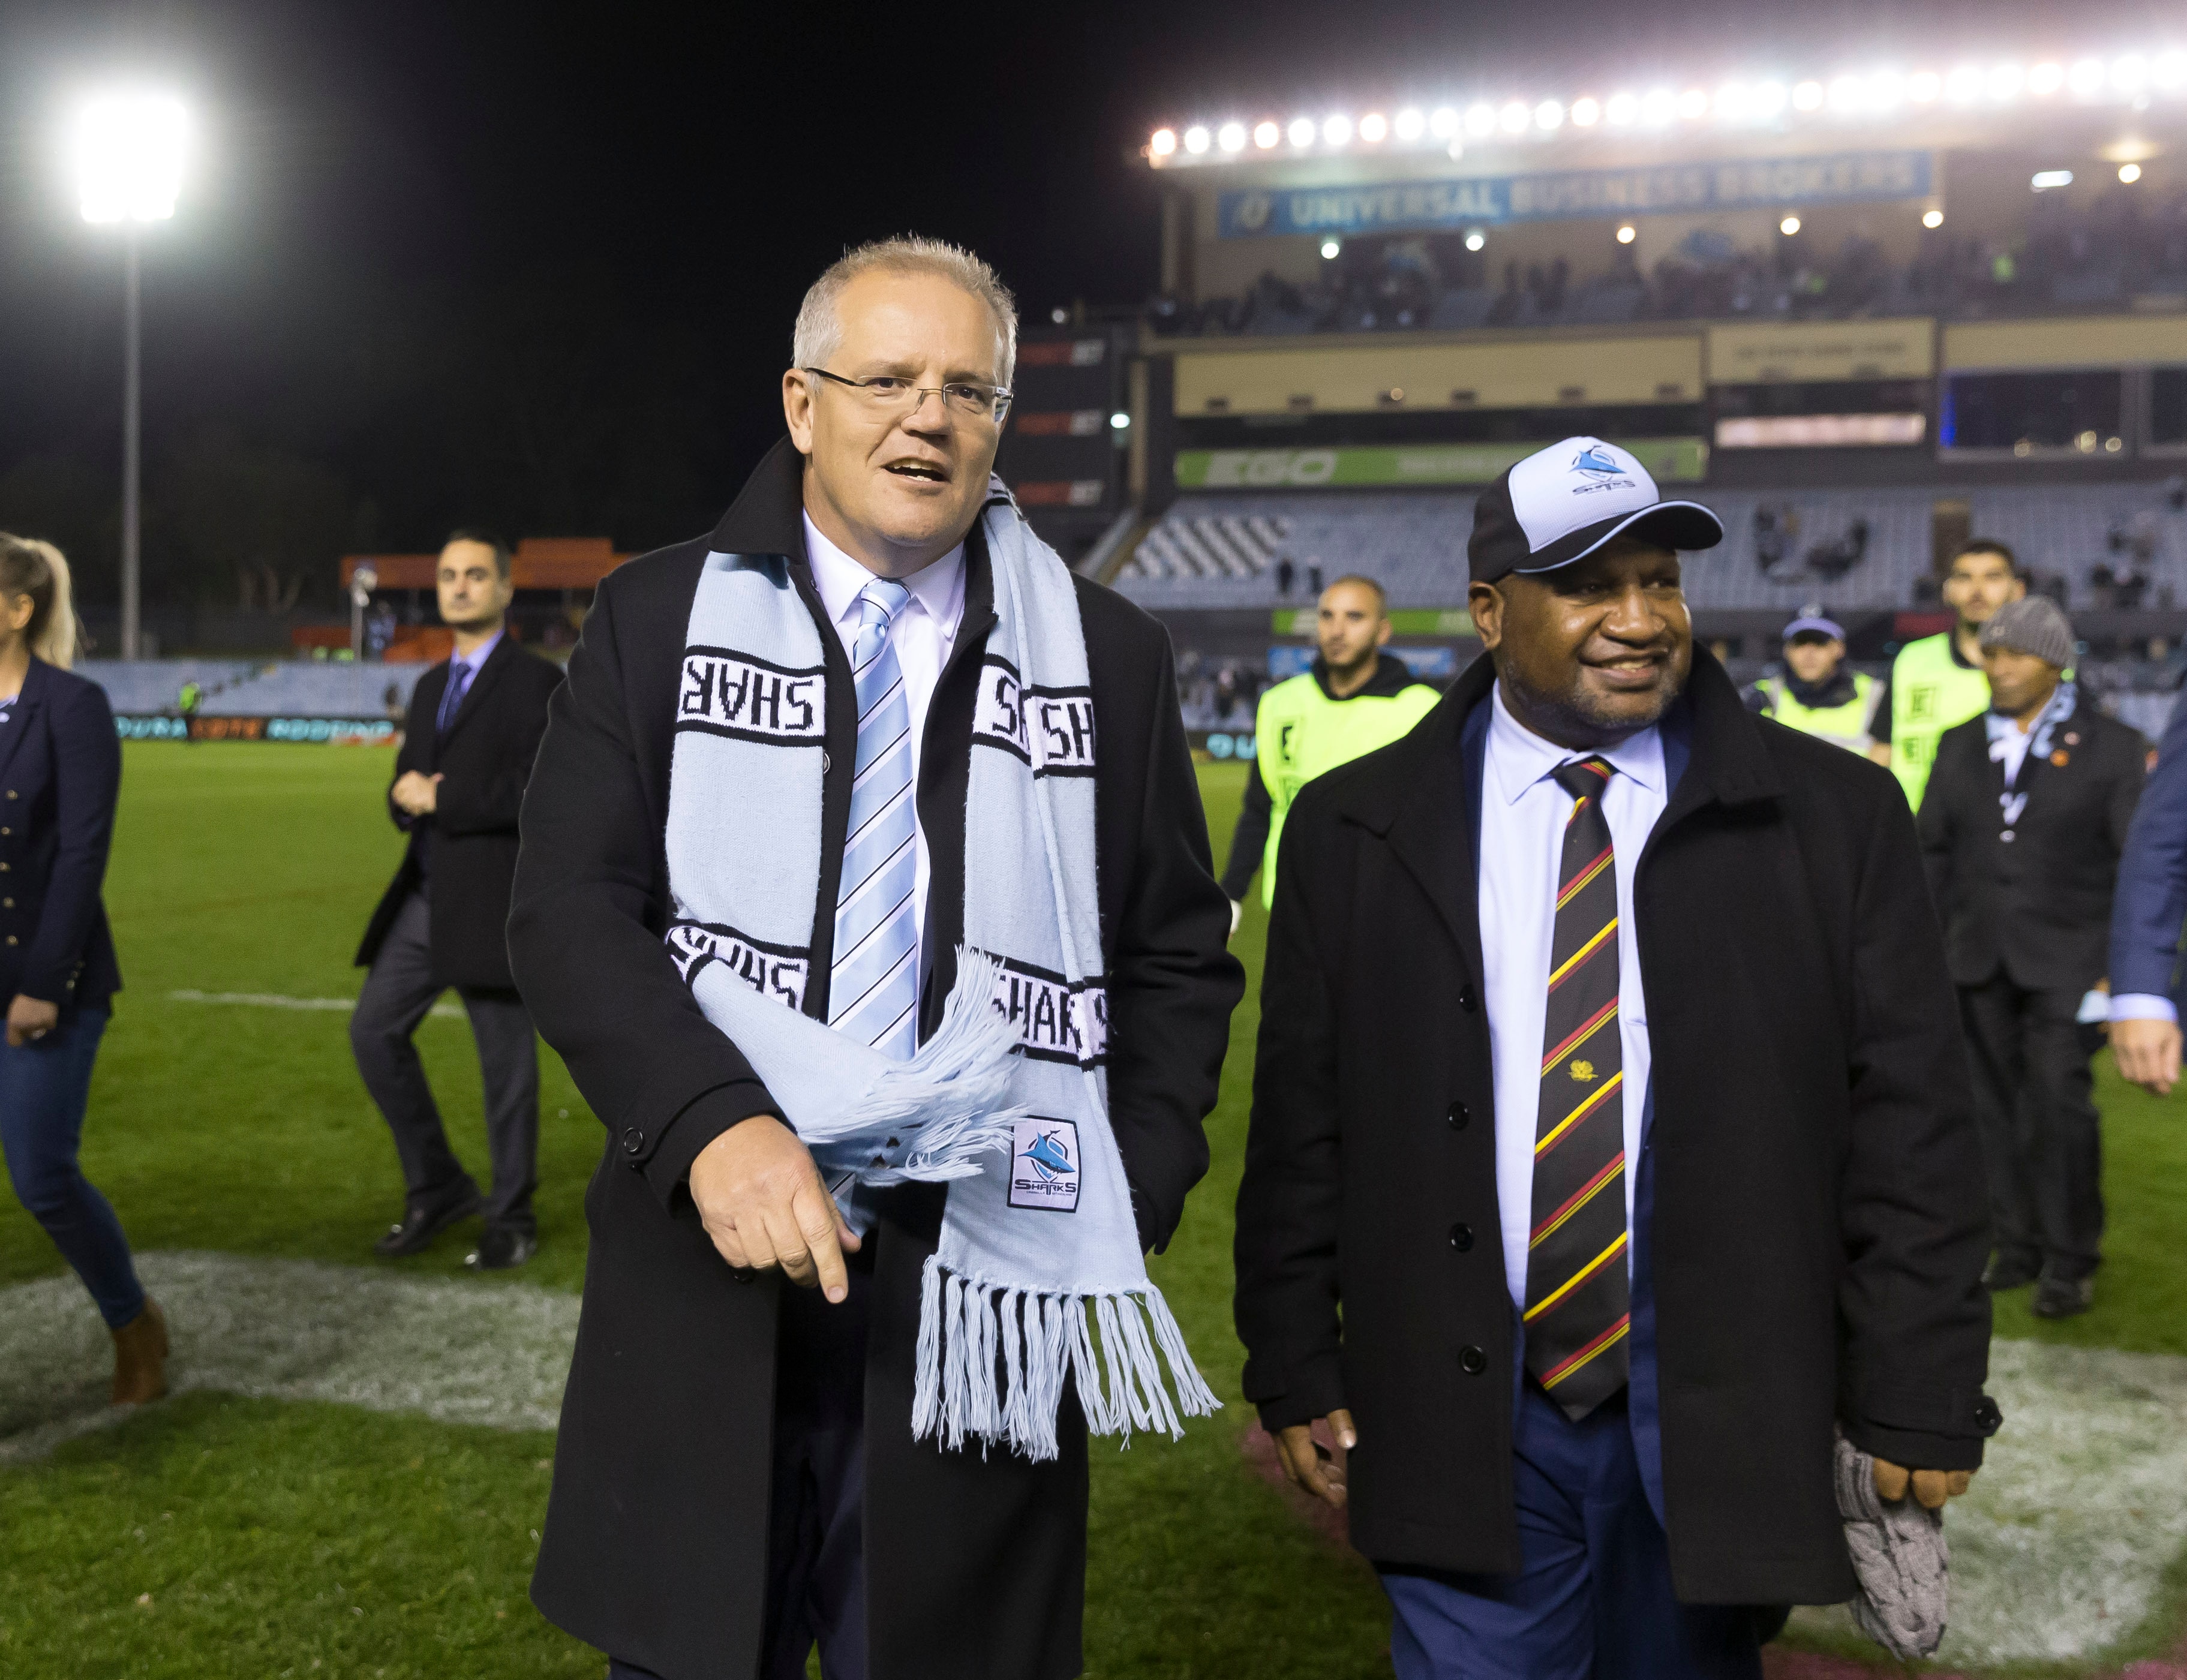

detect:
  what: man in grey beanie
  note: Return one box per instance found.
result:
[1918,594,2146,1318]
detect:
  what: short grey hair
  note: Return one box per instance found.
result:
[792,236,1019,388]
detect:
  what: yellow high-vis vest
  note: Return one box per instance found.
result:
[1254,672,1439,906]
[1888,633,1991,811]
[1755,672,1882,755]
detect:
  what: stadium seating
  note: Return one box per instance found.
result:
[80,660,432,716]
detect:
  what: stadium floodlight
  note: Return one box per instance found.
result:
[1464,102,1496,137]
[1780,215,1801,235]
[2157,51,2187,92]
[1534,100,1564,130]
[2112,55,2148,95]
[1827,75,1861,112]
[1715,82,1750,120]
[1217,121,1246,152]
[1753,80,1789,118]
[2028,62,2065,95]
[1605,91,1638,125]
[1393,107,1425,140]
[1791,80,1825,111]
[1907,70,1942,103]
[1616,223,1637,244]
[1923,208,1945,227]
[1183,125,1210,154]
[1464,228,1486,251]
[1320,238,1341,259]
[1150,128,1177,157]
[1253,120,1280,148]
[1498,100,1530,133]
[1359,112,1387,143]
[1945,65,1981,104]
[1109,411,1130,431]
[1676,88,1708,119]
[2120,161,2144,183]
[1641,88,1676,125]
[1322,113,1352,146]
[1570,95,1601,127]
[1988,63,2024,101]
[1287,116,1315,146]
[1868,71,1904,110]
[2068,58,2104,97]
[1428,106,1459,138]
[2031,169,2074,191]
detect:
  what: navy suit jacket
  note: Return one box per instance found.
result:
[1464,693,1690,1525]
[2110,691,2187,1005]
[0,658,124,1011]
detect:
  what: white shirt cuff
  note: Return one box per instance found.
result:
[2110,993,2179,1024]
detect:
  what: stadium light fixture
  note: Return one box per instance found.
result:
[1907,70,1941,103]
[1109,411,1130,431]
[1534,99,1564,130]
[1464,229,1486,251]
[2068,58,2104,97]
[2158,51,2187,92]
[1827,75,1861,112]
[1641,88,1677,125]
[1791,80,1825,111]
[1149,127,1177,157]
[1359,112,1387,143]
[2028,62,2065,95]
[1322,113,1353,146]
[1605,91,1638,125]
[1923,208,1945,227]
[1780,215,1801,235]
[1253,120,1279,149]
[1753,80,1789,118]
[2113,55,2148,95]
[1677,88,1708,119]
[1868,71,1905,111]
[1945,65,1981,104]
[1320,238,1341,259]
[1393,107,1425,140]
[2031,169,2074,191]
[1988,63,2024,101]
[1715,82,1749,120]
[1217,121,1246,152]
[1498,99,1530,134]
[2119,161,2144,183]
[1616,223,1637,244]
[1183,125,1210,154]
[1428,106,1459,138]
[1287,116,1315,146]
[1570,96,1602,127]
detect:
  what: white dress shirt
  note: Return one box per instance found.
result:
[803,512,966,980]
[1477,684,1668,1311]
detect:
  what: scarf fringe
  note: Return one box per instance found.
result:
[809,949,1028,1185]
[911,1254,1221,1461]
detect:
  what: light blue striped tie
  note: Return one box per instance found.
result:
[829,579,920,1060]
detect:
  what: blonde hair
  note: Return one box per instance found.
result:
[0,534,80,669]
[792,236,1018,387]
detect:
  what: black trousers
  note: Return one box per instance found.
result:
[350,889,540,1233]
[1957,973,2105,1281]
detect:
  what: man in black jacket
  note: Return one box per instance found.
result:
[509,239,1239,1680]
[1919,595,2144,1318]
[1235,438,1996,1679]
[352,532,563,1270]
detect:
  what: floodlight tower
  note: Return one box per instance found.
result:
[74,93,187,660]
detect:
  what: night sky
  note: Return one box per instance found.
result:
[0,0,2165,611]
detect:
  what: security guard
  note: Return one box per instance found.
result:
[1879,539,2024,809]
[1747,612,1883,756]
[1219,574,1438,923]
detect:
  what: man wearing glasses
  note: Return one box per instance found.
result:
[512,240,1240,1679]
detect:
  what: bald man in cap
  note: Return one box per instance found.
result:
[1236,438,1997,1678]
[1919,595,2145,1320]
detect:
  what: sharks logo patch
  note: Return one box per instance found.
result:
[1009,1118,1082,1212]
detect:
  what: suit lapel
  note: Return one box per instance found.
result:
[1369,659,1491,980]
[438,637,514,749]
[0,660,49,790]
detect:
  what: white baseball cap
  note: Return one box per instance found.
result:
[1468,437,1723,584]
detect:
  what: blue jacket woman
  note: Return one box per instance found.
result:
[0,534,164,1403]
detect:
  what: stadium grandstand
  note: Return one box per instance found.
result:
[997,37,2187,741]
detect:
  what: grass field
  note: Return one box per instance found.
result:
[1,745,2184,1678]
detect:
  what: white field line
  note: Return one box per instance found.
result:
[3,1254,2183,1664]
[168,988,464,1020]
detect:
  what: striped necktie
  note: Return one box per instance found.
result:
[1523,755,1631,1420]
[828,579,920,1060]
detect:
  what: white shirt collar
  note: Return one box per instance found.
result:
[802,511,965,636]
[1486,679,1665,807]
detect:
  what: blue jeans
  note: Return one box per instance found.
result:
[1381,1385,1764,1680]
[0,1006,144,1329]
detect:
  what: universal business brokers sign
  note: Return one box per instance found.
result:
[1218,151,1930,238]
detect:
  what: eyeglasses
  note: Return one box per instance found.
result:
[803,366,1013,424]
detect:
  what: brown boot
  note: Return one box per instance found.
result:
[110,1298,169,1405]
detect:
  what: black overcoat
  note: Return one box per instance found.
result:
[355,635,563,991]
[1917,694,2145,993]
[1234,647,1996,1606]
[509,440,1242,1680]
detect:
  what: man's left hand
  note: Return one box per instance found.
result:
[1873,1459,1974,1508]
[5,994,59,1047]
[392,770,443,816]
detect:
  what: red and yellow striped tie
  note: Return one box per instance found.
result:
[1523,756,1630,1420]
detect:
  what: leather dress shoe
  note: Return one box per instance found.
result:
[2031,1274,2095,1318]
[1982,1252,2042,1291]
[111,1298,170,1405]
[466,1225,537,1272]
[374,1188,483,1258]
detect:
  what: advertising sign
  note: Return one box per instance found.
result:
[116,715,398,744]
[1175,438,1707,489]
[1218,151,1930,238]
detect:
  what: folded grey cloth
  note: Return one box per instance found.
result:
[1833,1429,1949,1660]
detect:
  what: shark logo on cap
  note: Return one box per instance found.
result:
[1572,444,1627,479]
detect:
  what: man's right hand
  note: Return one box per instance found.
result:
[2113,1015,2182,1095]
[1273,1408,1356,1508]
[689,1116,861,1302]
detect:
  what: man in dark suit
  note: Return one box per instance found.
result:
[509,240,1240,1680]
[1235,438,1996,1679]
[352,530,563,1270]
[2110,692,2187,1095]
[1919,595,2144,1319]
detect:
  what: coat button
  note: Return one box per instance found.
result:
[1458,985,1479,1012]
[5,936,15,946]
[2000,830,2015,842]
[1446,1099,1469,1129]
[1459,1345,1488,1375]
[1972,1396,2003,1435]
[620,1126,645,1156]
[1449,1222,1474,1252]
